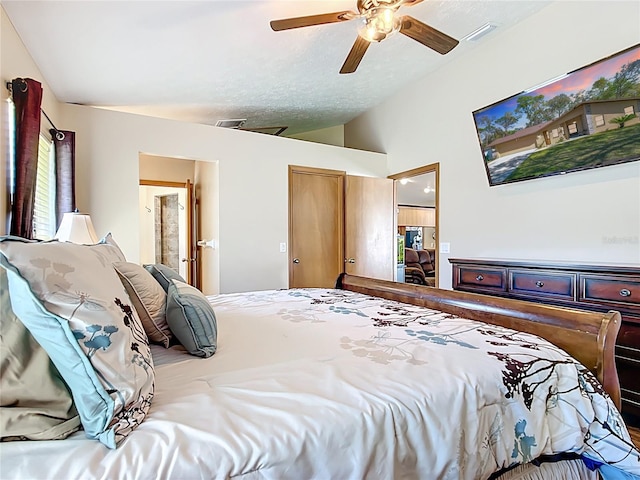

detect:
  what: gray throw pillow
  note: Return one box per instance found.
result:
[166,279,217,358]
[144,263,186,292]
[114,262,172,347]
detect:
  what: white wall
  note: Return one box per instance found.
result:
[60,104,388,293]
[346,1,640,289]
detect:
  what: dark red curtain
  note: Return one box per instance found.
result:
[51,129,76,229]
[10,78,43,238]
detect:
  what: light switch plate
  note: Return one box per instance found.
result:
[279,242,287,253]
[440,242,450,254]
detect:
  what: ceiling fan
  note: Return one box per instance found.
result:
[270,0,459,74]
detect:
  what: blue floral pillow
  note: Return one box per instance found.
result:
[0,236,154,449]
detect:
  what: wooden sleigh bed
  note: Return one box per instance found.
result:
[338,273,622,410]
[336,274,629,480]
[1,237,639,480]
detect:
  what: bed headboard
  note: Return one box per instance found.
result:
[337,274,621,410]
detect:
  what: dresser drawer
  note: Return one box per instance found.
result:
[509,269,576,301]
[618,322,640,349]
[580,274,640,310]
[615,342,640,420]
[617,347,640,390]
[454,265,507,294]
[621,391,640,420]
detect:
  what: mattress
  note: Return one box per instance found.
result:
[1,288,638,479]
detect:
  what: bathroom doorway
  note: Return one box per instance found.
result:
[139,180,194,283]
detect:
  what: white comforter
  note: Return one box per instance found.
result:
[2,288,639,479]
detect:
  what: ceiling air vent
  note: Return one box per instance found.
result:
[463,23,497,42]
[215,119,246,129]
[240,126,288,136]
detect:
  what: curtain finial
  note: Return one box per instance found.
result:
[9,78,28,94]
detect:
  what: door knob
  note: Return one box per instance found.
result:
[347,258,356,264]
[293,258,300,264]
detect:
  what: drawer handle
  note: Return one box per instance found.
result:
[620,288,631,297]
[535,281,544,288]
[476,275,484,281]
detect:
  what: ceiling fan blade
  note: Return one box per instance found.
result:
[400,16,459,54]
[340,36,371,74]
[270,11,356,31]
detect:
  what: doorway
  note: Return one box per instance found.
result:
[388,163,439,287]
[288,166,345,288]
[288,166,395,288]
[139,180,194,284]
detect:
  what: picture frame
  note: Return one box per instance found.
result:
[472,43,640,187]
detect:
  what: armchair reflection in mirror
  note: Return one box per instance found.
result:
[404,247,436,287]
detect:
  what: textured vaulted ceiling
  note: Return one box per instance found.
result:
[2,0,551,135]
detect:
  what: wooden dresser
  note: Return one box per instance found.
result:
[449,258,640,426]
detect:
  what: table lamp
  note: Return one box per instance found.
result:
[54,211,98,244]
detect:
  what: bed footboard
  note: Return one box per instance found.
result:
[337,274,621,410]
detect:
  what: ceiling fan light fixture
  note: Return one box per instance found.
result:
[358,7,400,42]
[271,0,458,74]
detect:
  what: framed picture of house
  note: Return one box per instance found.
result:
[472,43,640,187]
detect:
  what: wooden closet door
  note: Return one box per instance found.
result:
[345,175,395,281]
[289,166,344,288]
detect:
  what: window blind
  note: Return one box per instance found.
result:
[33,134,55,240]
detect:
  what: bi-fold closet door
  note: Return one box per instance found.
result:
[288,165,395,288]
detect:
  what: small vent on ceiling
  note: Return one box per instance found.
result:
[463,23,497,42]
[240,126,288,136]
[215,119,246,129]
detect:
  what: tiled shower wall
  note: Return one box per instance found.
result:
[154,193,180,271]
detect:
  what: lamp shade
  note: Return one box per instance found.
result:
[54,212,98,244]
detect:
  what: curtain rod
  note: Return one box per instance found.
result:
[6,78,65,140]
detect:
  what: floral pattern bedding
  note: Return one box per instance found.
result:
[209,288,640,479]
[2,288,638,480]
